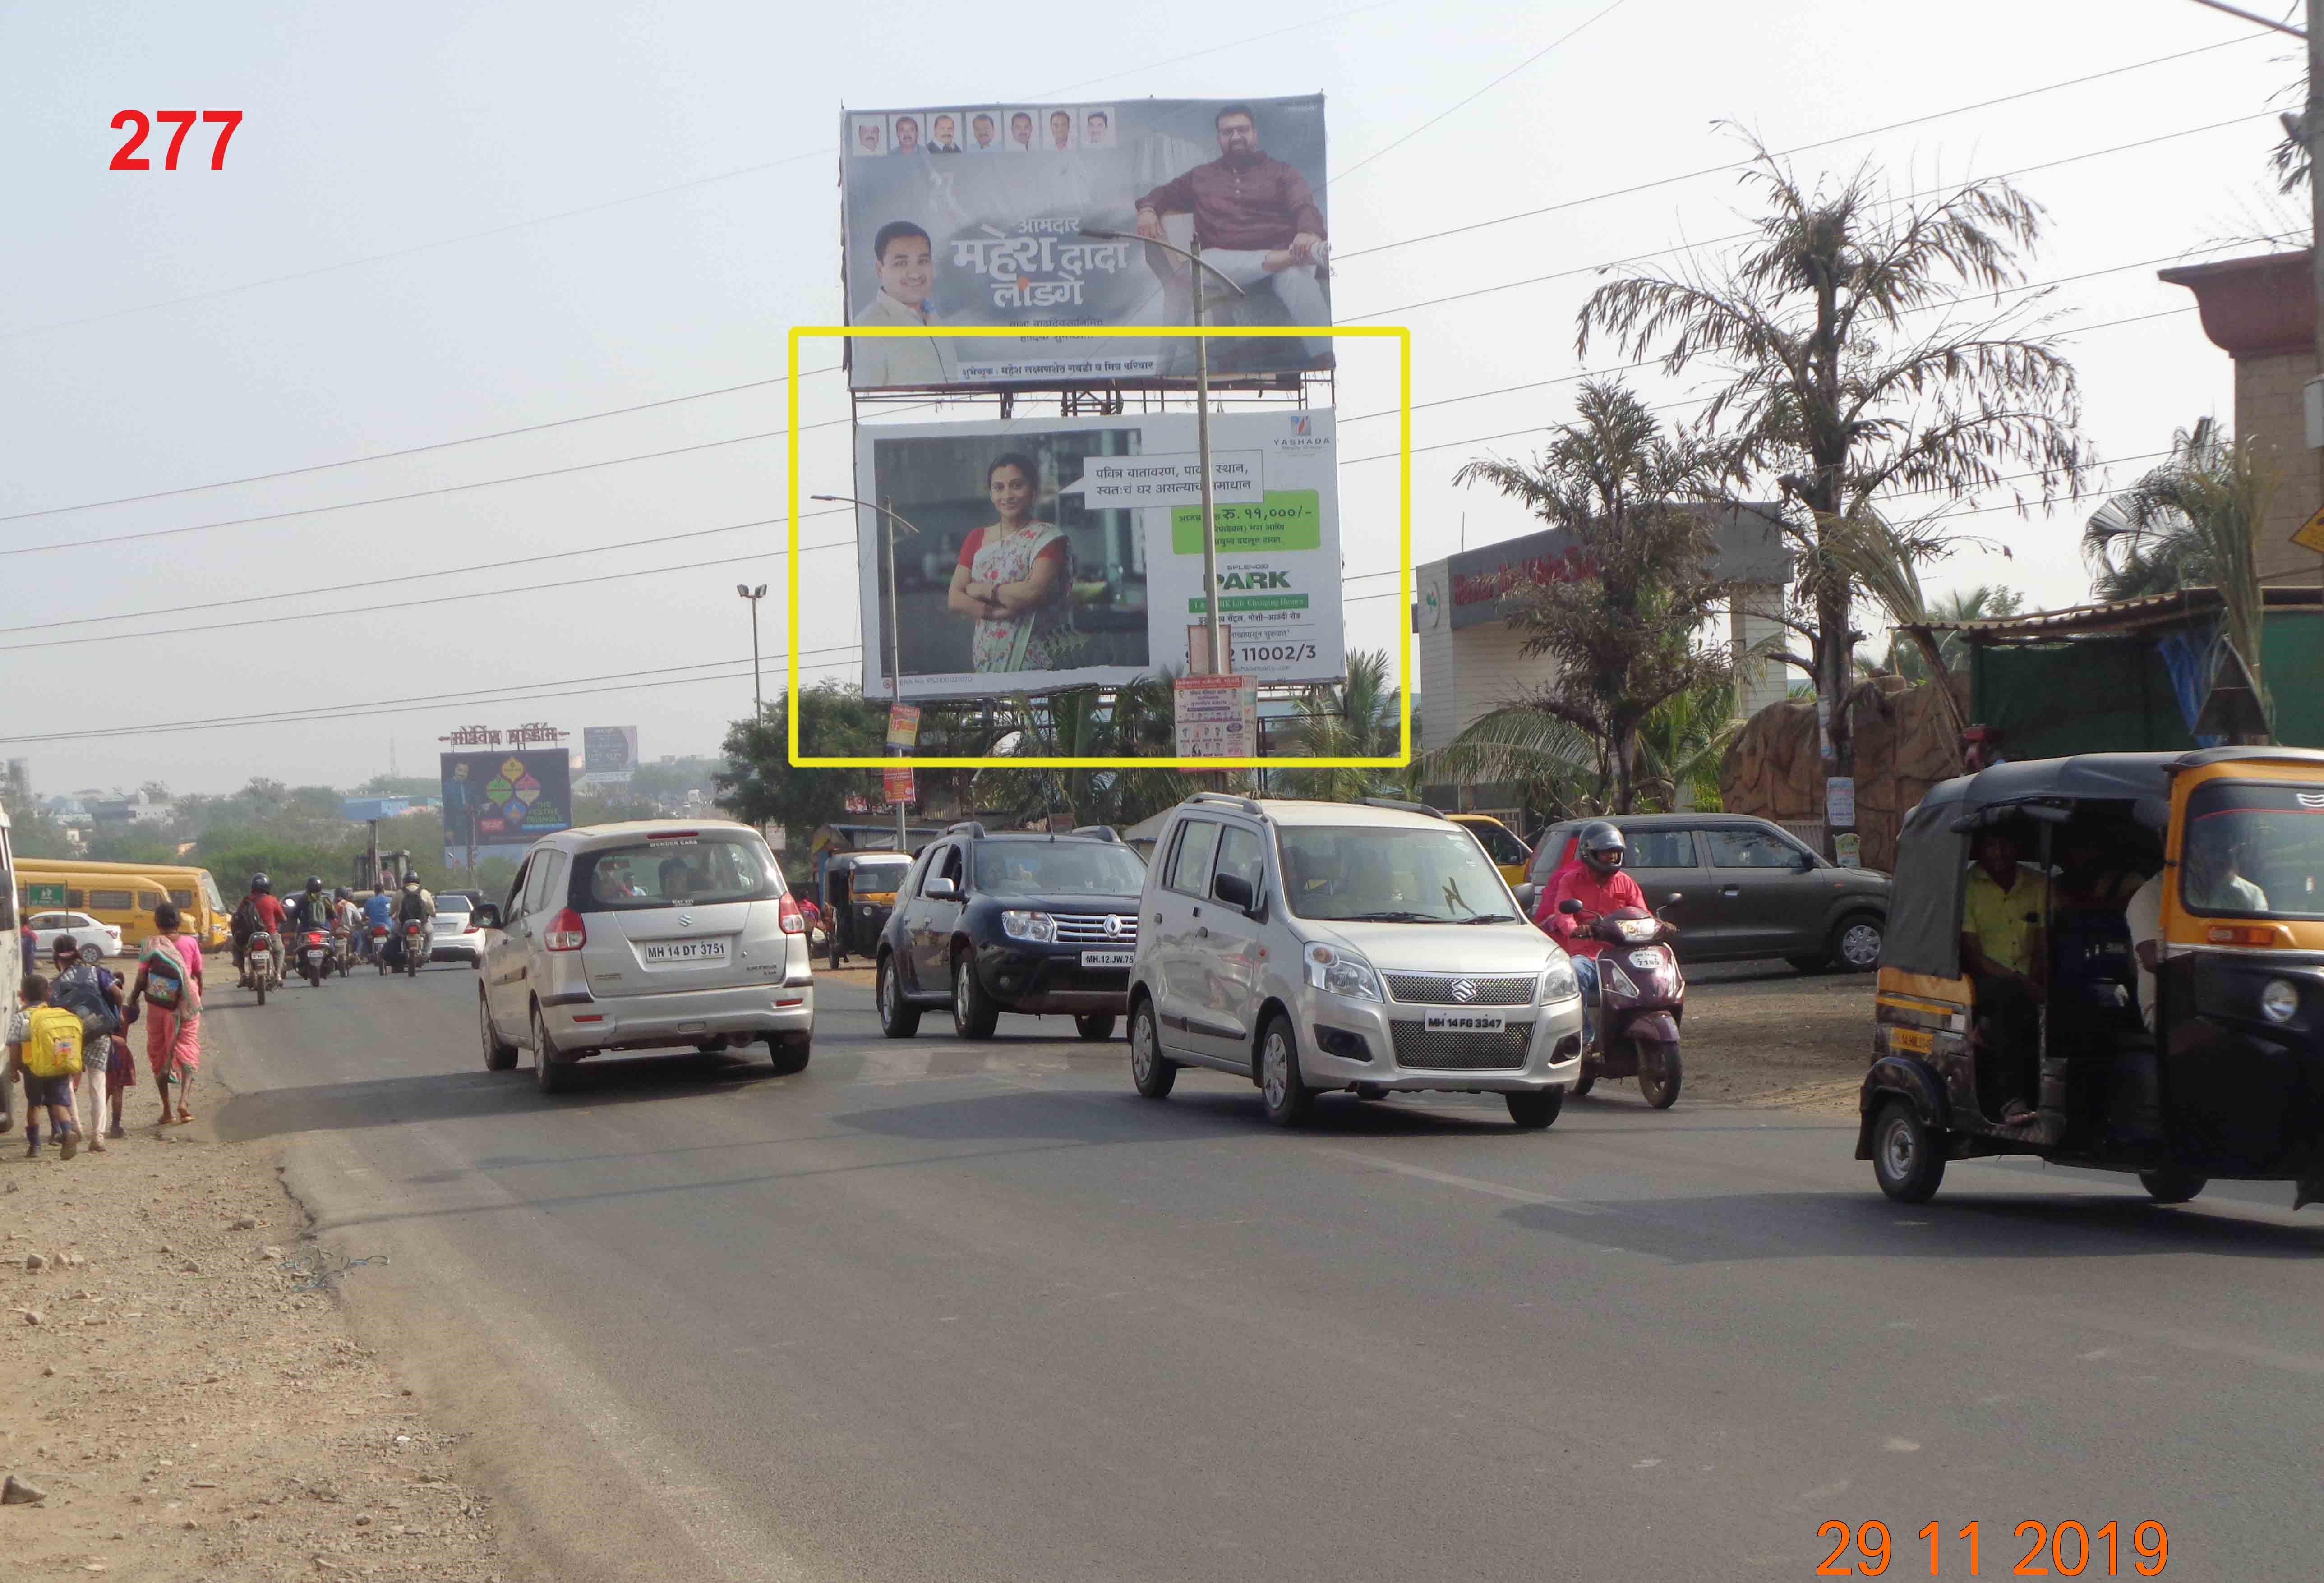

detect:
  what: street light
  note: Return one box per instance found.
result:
[1080,227,1246,676]
[810,493,920,852]
[736,584,768,718]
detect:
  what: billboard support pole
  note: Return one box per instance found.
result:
[809,492,922,851]
[1081,230,1246,675]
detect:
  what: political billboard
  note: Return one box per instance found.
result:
[440,749,572,865]
[852,408,1343,702]
[840,95,1330,389]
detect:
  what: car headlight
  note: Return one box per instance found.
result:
[1303,942,1381,1001]
[1537,955,1579,1003]
[2260,978,2300,1024]
[1001,910,1056,943]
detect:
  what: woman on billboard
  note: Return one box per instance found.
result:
[945,453,1073,673]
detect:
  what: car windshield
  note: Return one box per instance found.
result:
[2181,782,2324,920]
[1278,825,1515,923]
[852,862,910,894]
[973,841,1147,897]
[571,834,784,911]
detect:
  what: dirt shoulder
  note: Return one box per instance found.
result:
[1669,962,1875,1115]
[0,1113,520,1580]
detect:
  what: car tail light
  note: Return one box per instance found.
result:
[544,908,588,952]
[778,895,806,935]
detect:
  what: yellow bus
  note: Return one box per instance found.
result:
[15,858,232,953]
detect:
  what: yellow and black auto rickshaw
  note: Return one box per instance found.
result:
[1861,747,2324,1210]
[824,850,913,971]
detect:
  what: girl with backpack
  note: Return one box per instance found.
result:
[126,902,204,1127]
[7,973,87,1160]
[48,939,123,1153]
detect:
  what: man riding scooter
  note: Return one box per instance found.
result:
[359,885,394,964]
[1533,822,1647,1048]
[1533,821,1688,1107]
[232,873,290,989]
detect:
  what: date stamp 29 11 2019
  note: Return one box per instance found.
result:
[1817,1519,2169,1577]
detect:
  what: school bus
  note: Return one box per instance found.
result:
[14,858,232,953]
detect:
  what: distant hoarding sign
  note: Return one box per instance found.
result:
[583,726,640,776]
[845,793,871,814]
[1174,674,1258,758]
[856,409,1342,702]
[341,797,411,824]
[882,767,918,807]
[440,749,572,865]
[840,95,1329,390]
[1442,507,1794,631]
[26,882,66,908]
[886,704,922,751]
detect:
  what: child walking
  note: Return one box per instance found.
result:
[125,903,204,1127]
[7,974,88,1160]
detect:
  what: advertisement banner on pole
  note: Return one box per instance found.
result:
[1173,674,1259,758]
[440,750,572,865]
[882,766,918,807]
[885,704,922,751]
[853,409,1342,701]
[840,95,1329,389]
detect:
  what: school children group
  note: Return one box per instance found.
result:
[5,901,205,1159]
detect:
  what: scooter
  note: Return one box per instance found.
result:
[1557,895,1686,1108]
[330,922,353,978]
[243,929,282,1006]
[401,918,428,978]
[369,923,392,974]
[299,929,332,987]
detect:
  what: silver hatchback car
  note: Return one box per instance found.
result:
[474,821,815,1093]
[1126,795,1586,1128]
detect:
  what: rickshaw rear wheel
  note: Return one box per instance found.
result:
[1871,1097,1946,1204]
[2138,1169,2207,1205]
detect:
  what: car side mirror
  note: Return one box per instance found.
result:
[472,904,501,930]
[1558,897,1584,915]
[1213,872,1255,912]
[1793,853,1816,872]
[926,877,958,901]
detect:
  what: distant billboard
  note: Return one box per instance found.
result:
[853,408,1343,702]
[840,95,1330,389]
[440,749,572,865]
[581,725,640,784]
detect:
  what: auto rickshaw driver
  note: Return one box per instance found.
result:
[1960,828,2049,1123]
[2183,821,2269,913]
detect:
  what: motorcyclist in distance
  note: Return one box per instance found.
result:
[360,885,395,961]
[292,876,332,936]
[235,873,290,986]
[394,874,438,969]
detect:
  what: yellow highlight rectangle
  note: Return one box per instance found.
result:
[787,324,1411,771]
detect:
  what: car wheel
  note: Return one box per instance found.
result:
[1830,914,1885,974]
[1870,1097,1945,1204]
[532,1004,572,1095]
[876,953,921,1039]
[1129,998,1176,1099]
[951,949,1000,1040]
[1074,1013,1116,1042]
[2139,1169,2206,1205]
[767,1031,811,1076]
[1258,1012,1314,1127]
[480,989,518,1071]
[1505,1090,1562,1130]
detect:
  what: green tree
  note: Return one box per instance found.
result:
[715,680,885,845]
[1578,137,2089,775]
[1631,679,1743,812]
[1276,650,1412,802]
[975,676,1200,828]
[1451,381,1748,814]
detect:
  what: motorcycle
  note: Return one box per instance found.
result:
[331,922,354,977]
[300,929,332,987]
[242,928,282,1006]
[369,923,391,974]
[1557,895,1686,1108]
[401,918,429,978]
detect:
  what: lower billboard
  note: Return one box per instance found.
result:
[440,749,572,865]
[853,408,1343,701]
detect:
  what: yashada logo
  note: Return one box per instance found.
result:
[1273,413,1328,449]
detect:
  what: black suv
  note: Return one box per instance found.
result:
[876,823,1150,1041]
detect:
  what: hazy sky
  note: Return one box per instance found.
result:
[0,0,2301,797]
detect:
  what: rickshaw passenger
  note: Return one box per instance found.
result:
[2125,869,2165,1030]
[1961,831,2048,1121]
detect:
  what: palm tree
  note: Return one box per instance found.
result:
[1578,133,2090,775]
[1631,680,1743,812]
[2081,418,2279,723]
[1427,703,1605,821]
[976,675,1206,828]
[1276,649,1409,801]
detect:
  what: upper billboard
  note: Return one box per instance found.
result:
[581,725,639,784]
[852,409,1343,702]
[840,96,1331,390]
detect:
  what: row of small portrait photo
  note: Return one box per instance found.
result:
[849,106,1117,157]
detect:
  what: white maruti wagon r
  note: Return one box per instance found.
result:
[1127,794,1586,1128]
[474,820,814,1094]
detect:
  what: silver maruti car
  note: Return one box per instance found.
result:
[1125,795,1585,1128]
[475,820,815,1094]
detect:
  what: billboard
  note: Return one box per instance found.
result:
[440,749,572,865]
[581,725,640,783]
[840,95,1330,389]
[853,408,1343,702]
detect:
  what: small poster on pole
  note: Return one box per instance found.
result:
[886,704,922,752]
[1825,776,1857,828]
[1173,674,1258,758]
[882,767,918,807]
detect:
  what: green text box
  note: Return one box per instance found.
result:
[25,883,67,907]
[1188,594,1311,614]
[1171,490,1322,554]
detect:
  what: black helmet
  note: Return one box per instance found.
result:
[334,887,351,902]
[305,876,323,893]
[250,872,272,895]
[403,874,422,889]
[1577,820,1628,879]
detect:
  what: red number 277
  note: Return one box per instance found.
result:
[111,111,243,171]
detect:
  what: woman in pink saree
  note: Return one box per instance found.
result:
[126,902,204,1126]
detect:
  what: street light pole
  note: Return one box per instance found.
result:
[810,493,921,853]
[735,584,768,718]
[1080,229,1246,676]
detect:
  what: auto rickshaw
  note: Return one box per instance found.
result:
[823,850,913,971]
[1860,747,2324,1210]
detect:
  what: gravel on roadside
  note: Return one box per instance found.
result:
[0,1119,520,1581]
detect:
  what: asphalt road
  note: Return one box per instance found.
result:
[204,959,2324,1582]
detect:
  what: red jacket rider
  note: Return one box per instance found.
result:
[1533,856,1646,958]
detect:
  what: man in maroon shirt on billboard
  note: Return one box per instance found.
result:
[1132,104,1329,362]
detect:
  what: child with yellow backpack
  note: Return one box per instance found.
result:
[7,974,88,1160]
